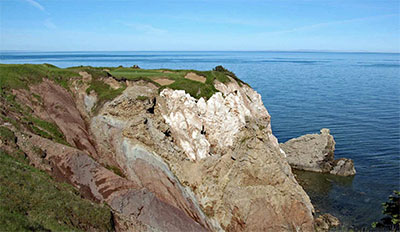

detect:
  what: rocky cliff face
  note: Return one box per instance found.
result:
[0,65,316,231]
[90,76,315,231]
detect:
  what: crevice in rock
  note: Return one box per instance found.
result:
[164,128,171,137]
[200,125,206,135]
[147,98,156,114]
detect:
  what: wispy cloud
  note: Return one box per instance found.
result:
[267,14,397,35]
[44,19,57,30]
[24,0,45,12]
[119,21,167,35]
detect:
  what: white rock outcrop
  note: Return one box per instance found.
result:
[89,79,315,231]
[160,80,273,161]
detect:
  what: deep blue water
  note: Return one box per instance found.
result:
[1,51,399,228]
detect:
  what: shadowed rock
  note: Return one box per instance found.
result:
[314,213,340,232]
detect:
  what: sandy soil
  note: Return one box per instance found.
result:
[154,78,175,86]
[79,71,92,82]
[185,72,206,83]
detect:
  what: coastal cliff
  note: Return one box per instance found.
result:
[1,64,315,231]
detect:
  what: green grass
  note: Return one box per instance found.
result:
[110,67,186,79]
[0,115,20,130]
[0,90,68,145]
[68,66,109,79]
[0,150,114,232]
[161,77,218,99]
[105,165,125,178]
[85,79,126,111]
[32,93,41,102]
[213,65,249,87]
[136,95,149,101]
[23,116,68,145]
[0,126,16,142]
[1,63,245,100]
[109,67,239,99]
[0,64,78,90]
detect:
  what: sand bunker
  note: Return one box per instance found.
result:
[78,71,92,82]
[154,78,175,86]
[185,72,206,83]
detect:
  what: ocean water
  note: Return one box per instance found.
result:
[1,51,399,228]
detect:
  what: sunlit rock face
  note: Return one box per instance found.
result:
[157,79,315,231]
[4,68,318,231]
[83,78,315,231]
[280,128,356,176]
[160,79,277,161]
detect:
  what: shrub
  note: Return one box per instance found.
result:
[372,190,400,231]
[212,65,248,87]
[136,95,149,101]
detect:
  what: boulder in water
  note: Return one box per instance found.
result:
[280,128,356,176]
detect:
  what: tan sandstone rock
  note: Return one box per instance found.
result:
[314,213,340,232]
[280,128,356,176]
[89,78,316,231]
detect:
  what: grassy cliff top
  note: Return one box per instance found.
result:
[0,64,247,100]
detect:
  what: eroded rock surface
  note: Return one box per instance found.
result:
[280,128,356,176]
[2,68,320,231]
[15,132,208,232]
[89,78,315,231]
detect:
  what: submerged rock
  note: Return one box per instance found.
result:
[314,213,340,232]
[280,128,356,176]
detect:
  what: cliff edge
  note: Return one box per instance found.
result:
[0,64,315,231]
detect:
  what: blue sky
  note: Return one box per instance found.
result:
[0,0,399,52]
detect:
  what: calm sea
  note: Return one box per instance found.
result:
[1,51,399,229]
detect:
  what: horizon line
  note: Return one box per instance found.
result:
[1,49,399,54]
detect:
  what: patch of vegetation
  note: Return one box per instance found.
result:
[0,115,20,130]
[68,66,109,79]
[105,165,125,178]
[110,67,185,79]
[0,126,16,142]
[109,66,244,99]
[86,79,126,111]
[0,64,77,90]
[23,116,68,145]
[194,70,230,84]
[30,116,65,141]
[372,190,400,231]
[213,65,249,87]
[240,136,251,144]
[1,94,66,145]
[1,92,26,114]
[136,95,149,101]
[163,77,218,99]
[1,63,247,102]
[0,150,114,232]
[32,93,41,102]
